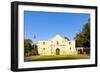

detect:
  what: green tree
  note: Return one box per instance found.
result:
[24,39,39,56]
[75,33,85,47]
[24,39,33,56]
[75,19,90,48]
[75,19,90,55]
[64,37,70,41]
[82,22,90,47]
[31,45,39,55]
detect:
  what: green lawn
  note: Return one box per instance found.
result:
[24,55,90,62]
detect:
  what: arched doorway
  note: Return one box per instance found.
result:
[56,48,60,55]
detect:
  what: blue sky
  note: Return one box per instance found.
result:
[24,11,89,43]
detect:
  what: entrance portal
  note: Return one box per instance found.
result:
[56,48,60,55]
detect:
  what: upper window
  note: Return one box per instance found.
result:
[43,42,45,45]
[57,41,59,45]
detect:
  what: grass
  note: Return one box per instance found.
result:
[24,55,90,62]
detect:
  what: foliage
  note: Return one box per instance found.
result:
[64,37,70,40]
[24,39,32,56]
[31,45,39,55]
[83,48,90,55]
[24,39,38,57]
[75,19,90,48]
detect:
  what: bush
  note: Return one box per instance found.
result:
[83,48,90,55]
[31,49,38,55]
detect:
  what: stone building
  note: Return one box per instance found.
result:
[37,34,77,55]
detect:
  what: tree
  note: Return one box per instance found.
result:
[24,39,39,56]
[75,19,90,48]
[24,39,33,56]
[75,33,85,47]
[31,45,39,55]
[24,39,33,45]
[82,22,90,47]
[64,36,70,41]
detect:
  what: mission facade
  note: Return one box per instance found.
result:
[37,34,77,55]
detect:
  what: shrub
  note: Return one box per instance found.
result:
[83,48,90,55]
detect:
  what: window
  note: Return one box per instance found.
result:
[70,47,71,50]
[69,42,71,45]
[43,42,45,45]
[43,48,45,50]
[57,41,59,45]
